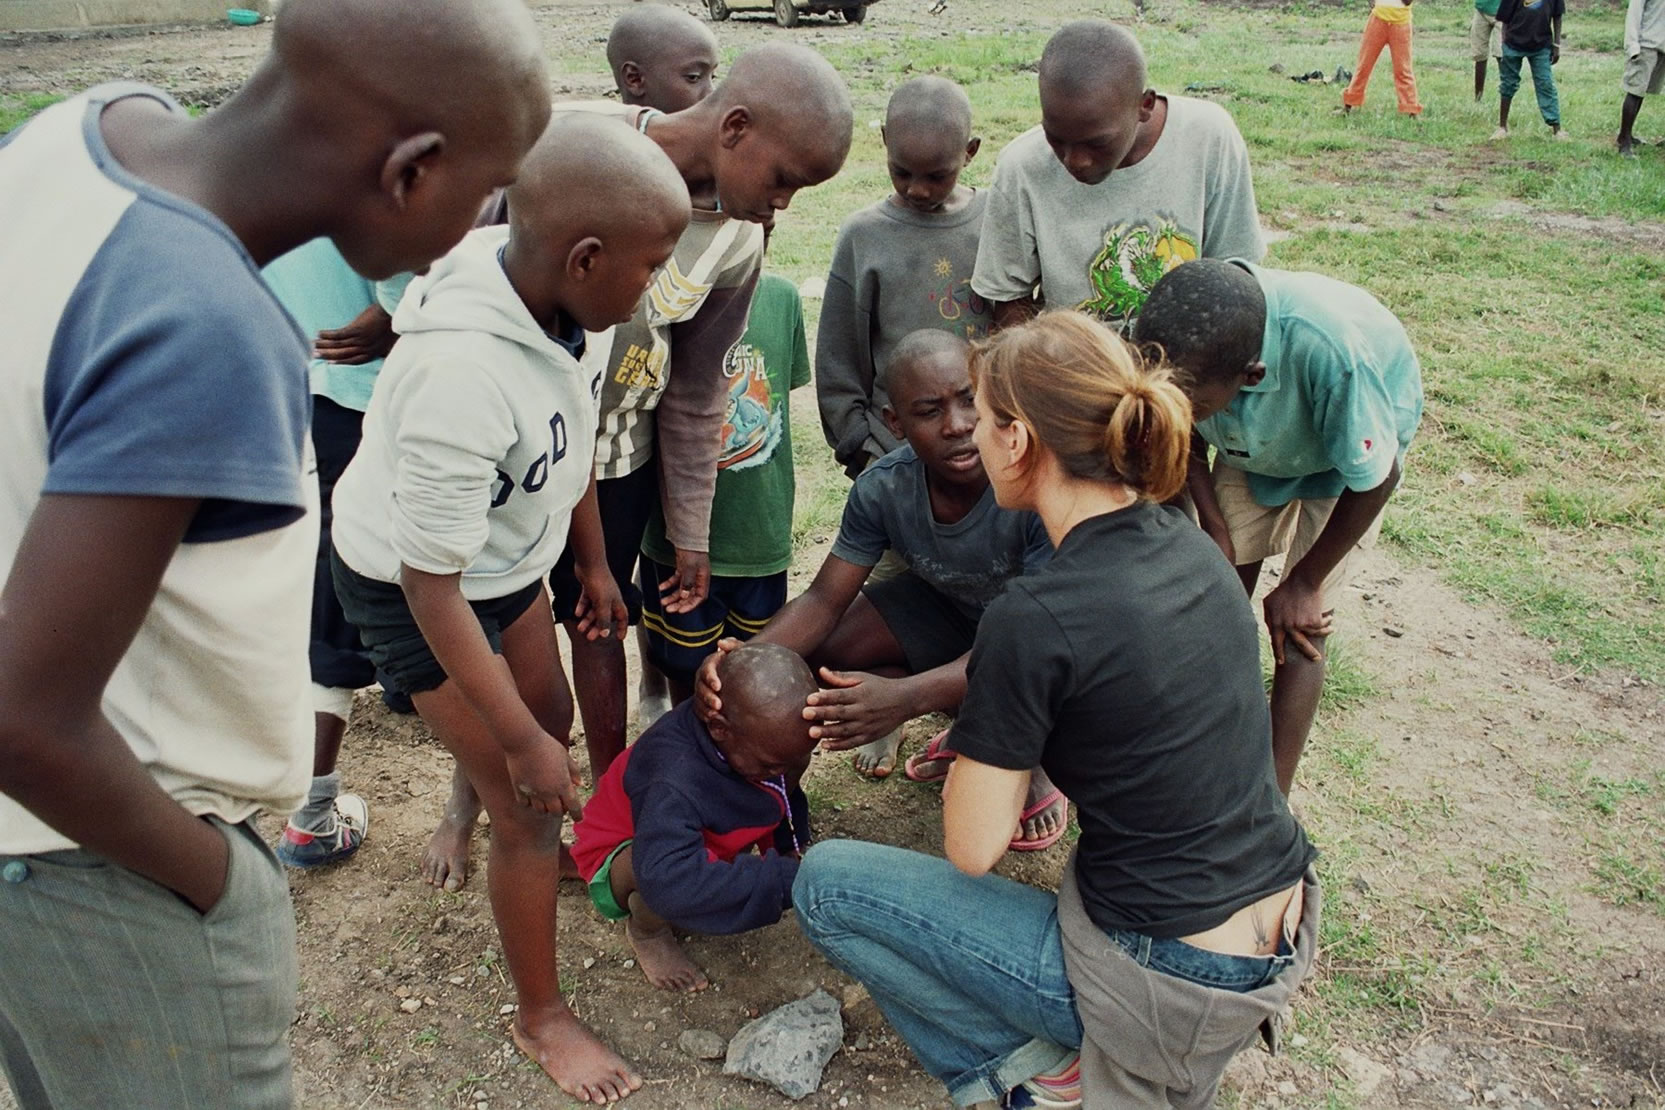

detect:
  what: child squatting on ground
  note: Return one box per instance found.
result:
[573,643,819,992]
[328,114,691,1104]
[696,330,1068,853]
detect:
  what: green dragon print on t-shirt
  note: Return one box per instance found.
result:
[1077,219,1200,330]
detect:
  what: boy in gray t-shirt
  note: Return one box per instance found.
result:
[972,20,1265,333]
[817,76,994,478]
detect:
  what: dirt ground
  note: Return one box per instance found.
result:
[3,4,1663,1109]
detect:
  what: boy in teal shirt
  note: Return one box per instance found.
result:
[1135,258,1423,797]
[261,239,412,869]
[637,271,812,712]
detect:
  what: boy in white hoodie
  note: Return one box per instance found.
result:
[329,114,690,1105]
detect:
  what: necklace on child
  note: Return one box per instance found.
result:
[714,747,803,854]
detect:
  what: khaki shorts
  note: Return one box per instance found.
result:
[1469,9,1501,61]
[1213,464,1382,613]
[1623,48,1665,97]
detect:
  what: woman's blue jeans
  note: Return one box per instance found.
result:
[792,840,1082,1106]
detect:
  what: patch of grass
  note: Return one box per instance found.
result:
[1593,849,1665,913]
[0,92,61,133]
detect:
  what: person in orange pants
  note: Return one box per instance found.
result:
[1340,0,1424,117]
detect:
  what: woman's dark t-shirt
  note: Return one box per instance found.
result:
[950,501,1315,939]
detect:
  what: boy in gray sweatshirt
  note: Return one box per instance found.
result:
[816,76,993,479]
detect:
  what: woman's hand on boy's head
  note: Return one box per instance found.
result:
[574,571,628,641]
[504,734,585,818]
[660,549,712,614]
[692,638,743,724]
[805,668,911,750]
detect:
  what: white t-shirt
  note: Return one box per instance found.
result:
[0,85,316,853]
[972,95,1267,331]
[332,225,601,600]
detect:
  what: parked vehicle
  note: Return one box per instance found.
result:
[706,0,872,27]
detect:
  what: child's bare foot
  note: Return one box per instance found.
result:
[850,726,902,778]
[421,811,477,891]
[513,1007,642,1104]
[626,916,709,992]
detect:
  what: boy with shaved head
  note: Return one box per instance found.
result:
[332,114,691,1103]
[818,75,992,482]
[573,643,818,992]
[607,4,721,114]
[428,44,854,894]
[973,19,1265,334]
[0,0,548,1103]
[1134,258,1423,798]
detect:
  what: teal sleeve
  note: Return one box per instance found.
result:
[1309,344,1403,494]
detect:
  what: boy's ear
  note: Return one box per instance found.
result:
[620,61,645,96]
[964,136,982,162]
[1242,360,1267,388]
[881,402,904,442]
[565,236,605,281]
[718,104,753,149]
[382,132,446,209]
[1137,88,1158,123]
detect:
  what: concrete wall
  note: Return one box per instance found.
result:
[0,0,271,34]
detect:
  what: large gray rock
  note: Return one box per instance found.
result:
[722,989,843,1100]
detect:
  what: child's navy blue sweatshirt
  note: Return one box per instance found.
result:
[571,701,810,935]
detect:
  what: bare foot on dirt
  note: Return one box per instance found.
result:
[626,916,709,992]
[513,1008,642,1104]
[850,726,902,778]
[421,812,477,892]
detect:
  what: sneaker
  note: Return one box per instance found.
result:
[1489,126,1509,140]
[1553,128,1572,142]
[1005,1055,1082,1109]
[276,793,369,869]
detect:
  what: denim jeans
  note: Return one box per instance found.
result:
[1499,45,1560,126]
[1101,926,1294,992]
[793,841,1081,1106]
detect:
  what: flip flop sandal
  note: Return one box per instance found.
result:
[902,727,956,783]
[1009,789,1068,852]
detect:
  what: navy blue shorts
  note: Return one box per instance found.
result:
[309,396,377,691]
[862,571,979,674]
[548,463,656,626]
[637,556,788,685]
[330,548,543,696]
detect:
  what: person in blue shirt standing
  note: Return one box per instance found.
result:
[1134,258,1423,796]
[262,239,413,868]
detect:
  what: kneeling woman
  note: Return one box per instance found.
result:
[792,311,1319,1110]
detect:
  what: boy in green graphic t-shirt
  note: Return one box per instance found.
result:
[637,272,812,716]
